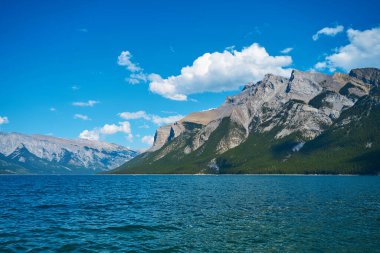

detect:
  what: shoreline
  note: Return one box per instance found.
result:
[0,173,377,176]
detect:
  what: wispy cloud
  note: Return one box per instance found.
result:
[72,100,99,107]
[77,28,88,33]
[74,114,91,121]
[150,115,184,125]
[71,85,80,91]
[118,111,150,120]
[161,110,177,114]
[139,124,150,129]
[126,73,148,85]
[312,25,344,41]
[117,51,148,84]
[280,47,293,54]
[117,51,142,72]
[314,27,380,71]
[0,116,9,125]
[119,111,184,126]
[141,135,154,146]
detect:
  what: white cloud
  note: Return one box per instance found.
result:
[100,121,131,135]
[119,111,150,120]
[72,100,99,107]
[72,85,80,91]
[0,116,9,125]
[148,43,292,100]
[312,25,344,41]
[79,121,132,141]
[139,124,150,129]
[150,115,184,125]
[141,135,154,146]
[161,110,177,114]
[117,51,142,72]
[79,129,99,141]
[74,114,91,121]
[126,73,148,85]
[119,111,184,125]
[50,107,56,112]
[281,47,293,54]
[314,27,380,71]
[118,51,148,84]
[126,133,133,142]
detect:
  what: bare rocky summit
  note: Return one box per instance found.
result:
[112,68,380,174]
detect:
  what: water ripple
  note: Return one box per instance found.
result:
[0,175,379,252]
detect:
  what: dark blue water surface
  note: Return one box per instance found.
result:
[0,175,379,252]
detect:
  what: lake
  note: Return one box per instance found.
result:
[0,175,379,252]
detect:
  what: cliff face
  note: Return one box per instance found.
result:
[112,68,380,174]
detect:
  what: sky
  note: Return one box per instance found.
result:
[0,0,379,150]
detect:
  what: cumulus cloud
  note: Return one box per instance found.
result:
[141,135,154,146]
[79,129,99,141]
[72,100,99,107]
[79,121,132,141]
[314,27,380,71]
[0,116,9,125]
[280,47,293,54]
[148,43,292,100]
[118,43,292,100]
[100,121,131,135]
[312,25,344,41]
[119,111,184,125]
[74,114,91,121]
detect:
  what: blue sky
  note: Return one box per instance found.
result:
[0,0,379,150]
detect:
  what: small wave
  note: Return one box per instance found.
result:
[34,204,68,209]
[106,224,179,232]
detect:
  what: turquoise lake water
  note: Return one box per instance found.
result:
[0,175,379,252]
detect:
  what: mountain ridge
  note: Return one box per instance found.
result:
[0,132,139,174]
[111,68,380,174]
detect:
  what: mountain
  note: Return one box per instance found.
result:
[0,132,139,174]
[111,68,380,175]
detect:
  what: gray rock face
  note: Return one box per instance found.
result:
[349,68,380,86]
[146,68,376,160]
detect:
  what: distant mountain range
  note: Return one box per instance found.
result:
[111,68,380,175]
[0,132,138,174]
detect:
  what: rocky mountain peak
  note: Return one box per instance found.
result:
[0,132,139,174]
[113,68,380,175]
[349,68,380,87]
